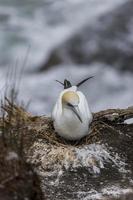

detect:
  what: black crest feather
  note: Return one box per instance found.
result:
[56,76,93,88]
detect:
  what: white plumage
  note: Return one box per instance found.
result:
[52,78,93,140]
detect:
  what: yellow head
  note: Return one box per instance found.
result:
[62,91,79,106]
[61,91,82,122]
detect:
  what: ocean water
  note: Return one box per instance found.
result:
[0,0,132,115]
[1,63,133,115]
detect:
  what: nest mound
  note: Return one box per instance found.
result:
[1,99,133,200]
[0,98,133,149]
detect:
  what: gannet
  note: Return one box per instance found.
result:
[52,77,93,140]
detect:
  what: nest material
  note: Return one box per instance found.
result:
[0,98,133,149]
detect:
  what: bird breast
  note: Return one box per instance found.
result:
[54,107,90,140]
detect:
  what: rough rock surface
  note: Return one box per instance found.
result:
[28,123,133,200]
[40,0,133,72]
[0,100,133,200]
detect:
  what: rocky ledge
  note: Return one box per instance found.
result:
[0,99,133,200]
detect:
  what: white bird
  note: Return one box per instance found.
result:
[52,77,93,140]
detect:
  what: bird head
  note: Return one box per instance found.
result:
[55,76,93,122]
[62,91,82,123]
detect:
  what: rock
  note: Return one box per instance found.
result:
[0,142,43,200]
[41,0,133,72]
[0,99,133,199]
[27,122,133,199]
[0,100,43,200]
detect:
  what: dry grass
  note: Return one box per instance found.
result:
[0,98,133,148]
[0,97,43,200]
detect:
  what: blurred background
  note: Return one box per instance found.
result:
[0,0,133,115]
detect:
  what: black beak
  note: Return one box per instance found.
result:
[67,103,82,123]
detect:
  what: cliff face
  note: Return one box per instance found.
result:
[0,100,133,200]
[40,0,133,72]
